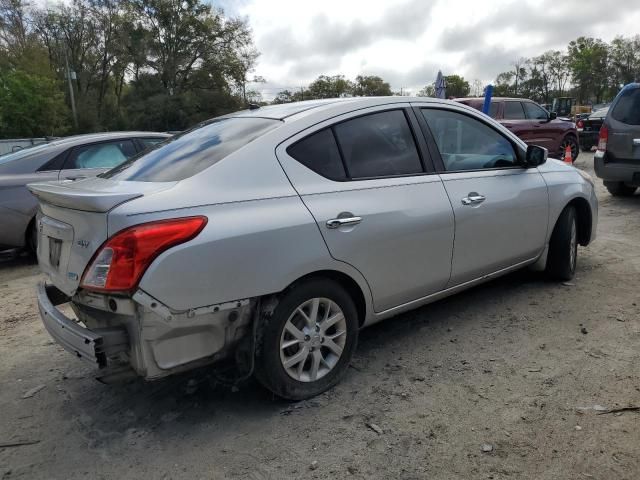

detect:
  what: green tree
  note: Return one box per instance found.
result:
[416,84,435,97]
[444,74,470,98]
[567,37,610,103]
[352,75,391,96]
[307,75,353,98]
[0,69,69,136]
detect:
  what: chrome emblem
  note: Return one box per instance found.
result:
[77,240,90,248]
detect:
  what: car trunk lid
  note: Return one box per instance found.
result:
[28,177,175,296]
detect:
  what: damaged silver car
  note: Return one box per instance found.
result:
[30,98,597,400]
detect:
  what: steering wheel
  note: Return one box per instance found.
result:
[482,155,512,168]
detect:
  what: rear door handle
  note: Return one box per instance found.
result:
[326,216,362,229]
[461,193,486,206]
[65,175,86,181]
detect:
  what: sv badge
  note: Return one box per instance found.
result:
[76,240,90,248]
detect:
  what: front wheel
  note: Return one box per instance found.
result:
[255,279,359,400]
[545,206,577,281]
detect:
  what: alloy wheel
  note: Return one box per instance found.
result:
[279,297,347,382]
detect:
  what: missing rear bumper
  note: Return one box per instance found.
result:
[37,282,129,368]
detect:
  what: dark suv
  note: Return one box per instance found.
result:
[455,97,579,162]
[594,83,640,196]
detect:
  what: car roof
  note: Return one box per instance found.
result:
[455,97,535,103]
[231,96,477,121]
[46,131,170,147]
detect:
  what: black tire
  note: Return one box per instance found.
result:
[604,181,637,197]
[560,135,579,162]
[255,278,359,400]
[26,219,38,254]
[546,206,578,281]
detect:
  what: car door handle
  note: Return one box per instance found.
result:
[633,138,640,146]
[326,216,362,229]
[65,175,86,181]
[461,193,486,205]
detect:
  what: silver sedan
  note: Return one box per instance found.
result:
[30,98,597,400]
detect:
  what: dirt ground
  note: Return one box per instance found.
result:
[0,152,638,480]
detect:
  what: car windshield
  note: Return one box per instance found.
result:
[102,117,282,182]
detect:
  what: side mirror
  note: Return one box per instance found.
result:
[524,145,547,167]
[549,112,557,120]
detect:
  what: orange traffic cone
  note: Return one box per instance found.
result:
[564,145,573,165]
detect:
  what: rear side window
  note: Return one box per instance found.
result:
[65,140,137,169]
[287,129,346,181]
[503,102,526,120]
[523,102,548,120]
[103,118,280,182]
[333,110,423,178]
[611,87,640,125]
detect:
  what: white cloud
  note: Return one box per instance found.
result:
[235,0,640,99]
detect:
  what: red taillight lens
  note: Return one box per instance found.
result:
[81,216,207,293]
[576,119,584,129]
[597,125,608,151]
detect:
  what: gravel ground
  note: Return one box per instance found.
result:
[0,152,638,480]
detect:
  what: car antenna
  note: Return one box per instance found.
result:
[248,103,260,110]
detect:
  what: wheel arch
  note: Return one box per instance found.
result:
[564,197,592,246]
[278,270,369,328]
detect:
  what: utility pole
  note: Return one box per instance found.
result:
[63,48,78,130]
[300,86,304,101]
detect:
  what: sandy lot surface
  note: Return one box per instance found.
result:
[0,153,638,480]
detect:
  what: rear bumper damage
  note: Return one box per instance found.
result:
[37,282,255,381]
[37,282,128,368]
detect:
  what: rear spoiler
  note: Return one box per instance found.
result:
[28,180,143,213]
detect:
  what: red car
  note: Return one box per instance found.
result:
[455,97,579,162]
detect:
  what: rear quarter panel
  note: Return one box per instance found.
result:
[135,196,373,312]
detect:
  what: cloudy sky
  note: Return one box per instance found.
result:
[218,0,640,99]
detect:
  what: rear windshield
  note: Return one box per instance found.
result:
[102,117,281,182]
[611,87,640,125]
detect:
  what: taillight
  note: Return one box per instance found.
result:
[597,125,608,151]
[81,216,207,293]
[576,119,584,130]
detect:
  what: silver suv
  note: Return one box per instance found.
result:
[594,83,640,196]
[30,98,598,400]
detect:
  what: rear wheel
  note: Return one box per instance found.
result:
[560,136,579,162]
[26,219,38,254]
[546,206,578,281]
[255,278,359,400]
[604,181,637,197]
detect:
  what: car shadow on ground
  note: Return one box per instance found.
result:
[54,267,554,451]
[0,248,36,270]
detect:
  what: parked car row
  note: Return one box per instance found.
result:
[28,97,597,400]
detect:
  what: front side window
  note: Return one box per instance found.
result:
[333,110,423,178]
[611,87,640,125]
[65,140,137,169]
[523,102,548,120]
[103,118,281,182]
[503,102,526,120]
[421,108,518,171]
